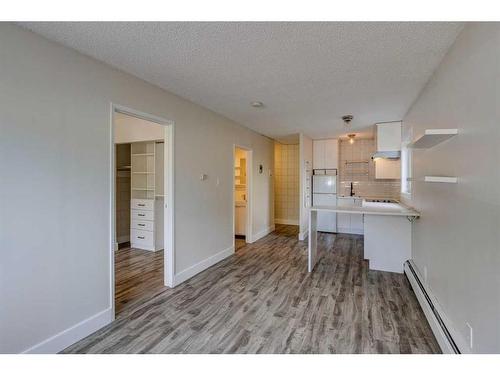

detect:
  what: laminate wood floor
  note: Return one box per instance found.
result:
[235,238,246,251]
[64,225,440,354]
[115,247,167,315]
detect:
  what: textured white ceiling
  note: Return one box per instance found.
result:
[20,22,463,140]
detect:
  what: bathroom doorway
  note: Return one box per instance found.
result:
[233,146,252,250]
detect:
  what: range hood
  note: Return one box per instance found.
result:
[372,122,402,160]
[371,150,401,160]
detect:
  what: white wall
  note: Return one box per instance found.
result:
[299,133,313,240]
[114,112,165,143]
[0,24,274,353]
[402,23,500,353]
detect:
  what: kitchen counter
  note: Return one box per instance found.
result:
[337,195,399,201]
[307,201,419,274]
[310,204,420,217]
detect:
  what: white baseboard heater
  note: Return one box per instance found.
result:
[404,260,460,354]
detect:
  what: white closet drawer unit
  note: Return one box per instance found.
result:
[131,220,154,232]
[131,199,154,211]
[131,209,154,221]
[131,229,154,248]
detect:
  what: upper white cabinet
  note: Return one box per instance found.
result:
[313,139,338,169]
[313,140,325,169]
[374,122,402,179]
[324,139,338,168]
[376,122,402,152]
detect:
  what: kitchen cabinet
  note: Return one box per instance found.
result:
[364,215,411,273]
[351,198,364,233]
[235,204,246,236]
[336,197,363,235]
[336,197,351,233]
[375,158,401,179]
[376,122,401,152]
[374,122,402,179]
[130,141,164,251]
[313,139,338,169]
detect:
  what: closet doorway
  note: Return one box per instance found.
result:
[233,145,252,250]
[112,105,174,317]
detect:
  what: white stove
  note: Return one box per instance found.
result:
[364,198,398,203]
[362,198,400,209]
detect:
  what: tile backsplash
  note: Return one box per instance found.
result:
[339,138,400,198]
[274,142,299,223]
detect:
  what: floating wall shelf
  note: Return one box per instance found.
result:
[410,129,458,149]
[424,176,458,184]
[345,160,369,164]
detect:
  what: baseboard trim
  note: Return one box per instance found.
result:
[404,260,466,354]
[117,235,130,244]
[337,227,363,235]
[22,307,113,354]
[251,225,275,243]
[298,228,308,241]
[274,218,299,225]
[130,242,156,252]
[174,245,235,286]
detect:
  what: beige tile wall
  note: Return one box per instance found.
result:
[339,138,400,198]
[274,143,299,223]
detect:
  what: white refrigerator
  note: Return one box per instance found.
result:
[312,172,337,233]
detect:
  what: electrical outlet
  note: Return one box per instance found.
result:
[466,322,473,350]
[423,266,428,284]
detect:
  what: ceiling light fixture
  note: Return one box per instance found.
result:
[251,101,264,108]
[348,133,356,144]
[342,115,354,127]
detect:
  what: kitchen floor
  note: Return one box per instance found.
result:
[115,246,167,315]
[64,225,439,353]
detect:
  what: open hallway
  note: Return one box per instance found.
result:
[63,225,439,354]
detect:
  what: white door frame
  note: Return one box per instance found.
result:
[233,145,253,245]
[110,103,175,319]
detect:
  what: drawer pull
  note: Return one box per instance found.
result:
[138,214,145,217]
[138,236,145,239]
[138,224,145,227]
[138,204,145,207]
